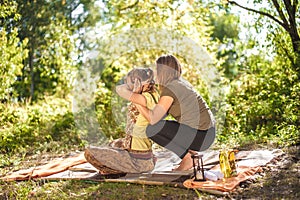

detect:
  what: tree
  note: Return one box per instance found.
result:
[0,1,28,101]
[1,0,101,101]
[226,0,300,77]
[209,11,241,80]
[219,0,300,146]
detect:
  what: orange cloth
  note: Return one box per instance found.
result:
[1,153,87,181]
[183,166,262,192]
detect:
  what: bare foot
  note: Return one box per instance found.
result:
[172,152,194,171]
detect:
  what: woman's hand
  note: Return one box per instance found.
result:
[116,83,147,107]
[134,96,173,125]
[133,78,143,93]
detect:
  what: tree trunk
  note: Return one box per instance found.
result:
[290,32,300,76]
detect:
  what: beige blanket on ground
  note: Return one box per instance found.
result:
[1,148,282,194]
[183,166,262,192]
[183,149,283,192]
[1,153,87,181]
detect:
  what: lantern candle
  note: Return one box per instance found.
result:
[191,153,205,181]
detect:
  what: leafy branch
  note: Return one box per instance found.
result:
[227,0,287,30]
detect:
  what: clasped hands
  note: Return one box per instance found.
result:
[132,78,149,94]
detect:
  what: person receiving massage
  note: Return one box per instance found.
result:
[117,54,216,171]
[84,68,159,174]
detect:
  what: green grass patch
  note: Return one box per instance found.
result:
[0,180,207,200]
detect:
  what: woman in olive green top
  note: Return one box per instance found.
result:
[135,55,216,171]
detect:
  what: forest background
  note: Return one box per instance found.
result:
[0,0,299,199]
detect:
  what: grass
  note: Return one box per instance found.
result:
[0,179,211,200]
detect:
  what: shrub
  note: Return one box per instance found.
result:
[0,96,83,159]
[221,59,300,147]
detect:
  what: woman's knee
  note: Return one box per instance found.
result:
[146,121,165,138]
[199,127,216,151]
[146,124,156,138]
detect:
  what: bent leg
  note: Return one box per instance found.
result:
[84,147,125,174]
[146,120,205,158]
[147,121,215,171]
[198,126,216,151]
[84,146,154,174]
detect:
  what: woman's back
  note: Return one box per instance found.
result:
[161,78,214,130]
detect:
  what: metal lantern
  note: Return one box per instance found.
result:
[191,153,205,181]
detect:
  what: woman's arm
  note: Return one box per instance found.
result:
[115,84,147,107]
[135,96,173,125]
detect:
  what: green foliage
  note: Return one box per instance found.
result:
[37,18,77,98]
[0,180,200,199]
[209,11,242,80]
[227,0,300,77]
[221,53,300,147]
[210,11,240,42]
[213,0,300,148]
[0,28,28,100]
[1,0,101,101]
[0,97,82,160]
[0,0,20,23]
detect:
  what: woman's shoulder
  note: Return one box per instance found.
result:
[165,78,192,90]
[165,79,180,88]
